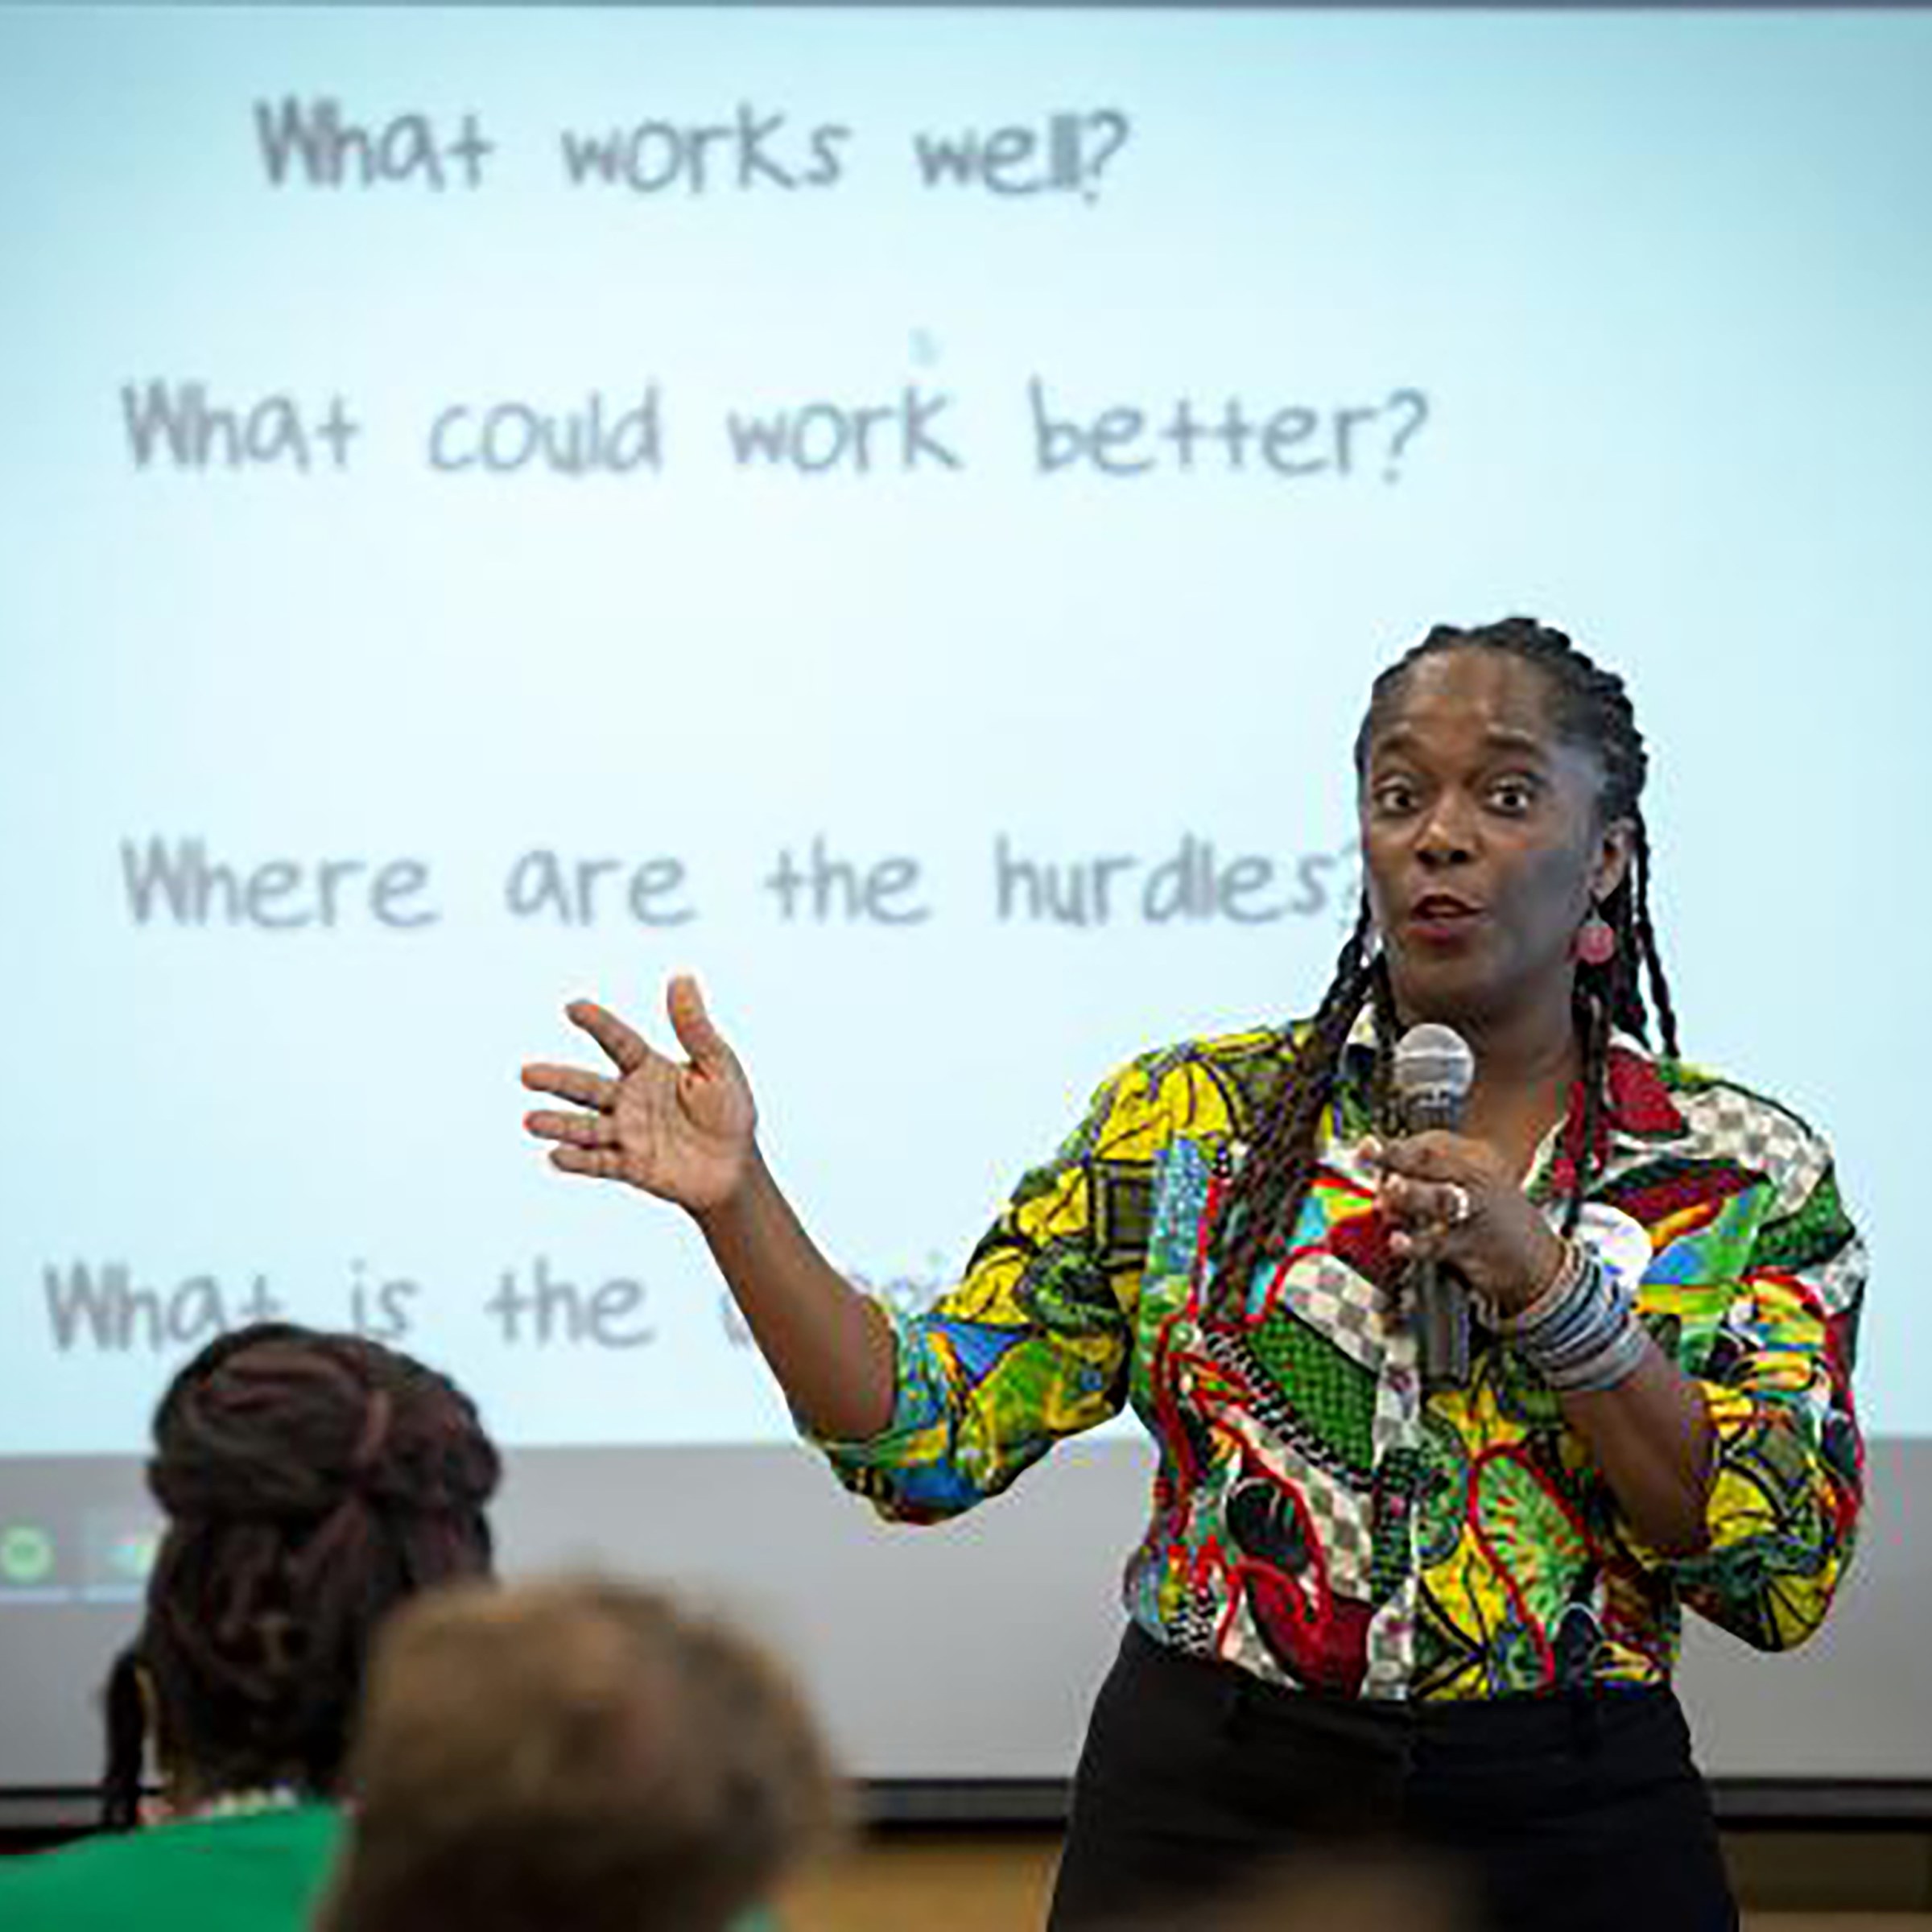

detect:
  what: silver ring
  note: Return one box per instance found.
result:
[1442,1182,1473,1227]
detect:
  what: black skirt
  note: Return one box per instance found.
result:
[1047,1624,1737,1932]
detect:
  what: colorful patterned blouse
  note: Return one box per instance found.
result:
[816,1018,1866,1702]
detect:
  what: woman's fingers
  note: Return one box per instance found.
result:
[521,1058,619,1153]
[526,980,752,1206]
[566,999,650,1075]
[519,1063,617,1110]
[666,973,733,1075]
[1379,1170,1473,1227]
[524,1108,617,1149]
[549,1144,628,1181]
[1372,1134,1558,1307]
[1370,1133,1490,1227]
[1374,1132,1464,1181]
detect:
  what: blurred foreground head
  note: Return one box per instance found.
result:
[320,1573,844,1932]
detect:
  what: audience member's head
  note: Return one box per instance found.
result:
[103,1322,499,1827]
[319,1573,843,1932]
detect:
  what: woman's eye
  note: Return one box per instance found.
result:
[1489,778,1536,813]
[1371,780,1416,815]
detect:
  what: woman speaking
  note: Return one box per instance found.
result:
[522,617,1864,1932]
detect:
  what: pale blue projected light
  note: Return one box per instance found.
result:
[1,6,1927,1450]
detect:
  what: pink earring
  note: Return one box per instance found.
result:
[1574,904,1617,967]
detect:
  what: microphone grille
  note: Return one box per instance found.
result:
[1392,1022,1475,1122]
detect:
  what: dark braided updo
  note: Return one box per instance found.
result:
[102,1323,499,1826]
[1211,617,1679,1315]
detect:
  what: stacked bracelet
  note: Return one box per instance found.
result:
[1500,1241,1649,1393]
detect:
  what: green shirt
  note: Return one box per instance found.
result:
[0,1805,783,1931]
[0,1806,341,1932]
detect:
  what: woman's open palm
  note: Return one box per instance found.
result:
[521,975,755,1216]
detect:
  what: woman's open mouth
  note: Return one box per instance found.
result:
[1406,894,1484,944]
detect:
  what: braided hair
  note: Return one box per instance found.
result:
[1212,617,1679,1314]
[101,1323,499,1827]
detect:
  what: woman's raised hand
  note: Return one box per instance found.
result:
[521,975,756,1218]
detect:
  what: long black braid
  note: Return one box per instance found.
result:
[1212,617,1680,1311]
[1213,901,1379,1309]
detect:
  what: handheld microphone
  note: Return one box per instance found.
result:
[1391,1022,1476,1393]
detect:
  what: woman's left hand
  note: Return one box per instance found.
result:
[1366,1132,1566,1317]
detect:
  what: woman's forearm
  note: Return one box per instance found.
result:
[1561,1344,1715,1557]
[695,1146,899,1441]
